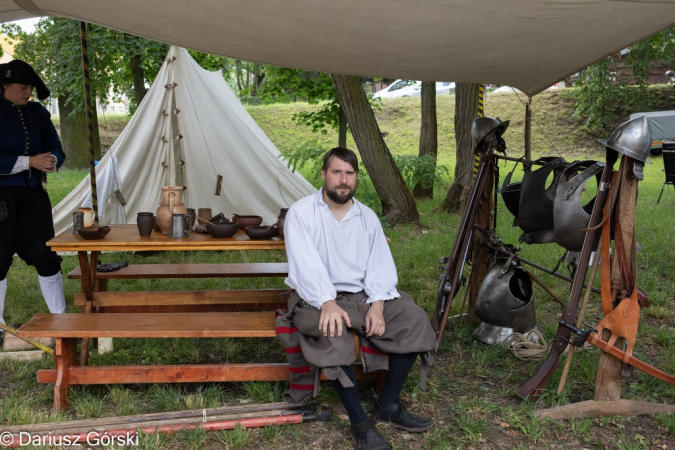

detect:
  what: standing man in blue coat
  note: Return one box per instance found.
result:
[0,59,67,329]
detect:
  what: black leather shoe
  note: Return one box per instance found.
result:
[349,418,392,450]
[372,400,432,432]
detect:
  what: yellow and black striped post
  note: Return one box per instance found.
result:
[473,84,485,179]
[80,21,98,224]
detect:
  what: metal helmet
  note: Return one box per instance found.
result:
[473,262,537,345]
[604,116,652,163]
[553,161,604,252]
[471,116,510,152]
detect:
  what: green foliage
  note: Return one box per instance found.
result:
[656,412,675,433]
[1,20,230,116]
[573,28,675,132]
[217,424,250,449]
[1,18,169,115]
[279,137,328,185]
[393,154,449,191]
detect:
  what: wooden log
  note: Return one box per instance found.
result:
[536,399,675,420]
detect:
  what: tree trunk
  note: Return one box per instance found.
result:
[338,104,347,148]
[129,53,147,107]
[414,81,437,199]
[235,60,243,94]
[252,64,265,96]
[331,74,420,225]
[438,82,480,213]
[58,95,101,169]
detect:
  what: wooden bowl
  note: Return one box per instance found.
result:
[77,226,111,240]
[244,225,277,240]
[206,221,239,238]
[232,215,263,230]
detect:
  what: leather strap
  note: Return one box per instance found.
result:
[600,172,619,315]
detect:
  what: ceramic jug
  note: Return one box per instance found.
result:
[78,207,95,227]
[156,186,187,234]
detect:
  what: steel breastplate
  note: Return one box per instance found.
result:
[498,168,521,220]
[517,157,575,245]
[553,161,604,251]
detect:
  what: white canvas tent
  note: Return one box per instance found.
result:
[51,46,316,235]
[1,1,674,96]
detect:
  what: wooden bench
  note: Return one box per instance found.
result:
[67,262,289,281]
[73,289,289,313]
[18,313,384,411]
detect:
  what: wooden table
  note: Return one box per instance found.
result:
[23,224,383,410]
[48,224,285,364]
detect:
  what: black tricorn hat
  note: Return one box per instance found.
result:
[0,59,50,100]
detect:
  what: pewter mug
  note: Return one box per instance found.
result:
[73,211,84,235]
[169,213,189,238]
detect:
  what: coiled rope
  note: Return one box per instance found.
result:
[502,330,548,361]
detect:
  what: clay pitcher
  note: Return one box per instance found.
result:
[156,186,187,234]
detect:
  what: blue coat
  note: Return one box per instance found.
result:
[0,96,65,188]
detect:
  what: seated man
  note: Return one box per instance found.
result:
[283,147,436,450]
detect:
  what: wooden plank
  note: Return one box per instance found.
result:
[36,363,383,384]
[48,225,285,252]
[67,263,289,279]
[95,304,286,313]
[73,289,287,307]
[18,313,278,338]
[536,399,675,420]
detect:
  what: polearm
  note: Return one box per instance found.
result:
[80,21,98,224]
[515,149,618,399]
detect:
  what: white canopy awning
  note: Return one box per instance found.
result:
[1,0,674,96]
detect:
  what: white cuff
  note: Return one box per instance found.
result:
[7,156,30,175]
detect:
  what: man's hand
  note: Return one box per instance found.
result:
[319,300,351,337]
[365,300,386,337]
[29,153,56,173]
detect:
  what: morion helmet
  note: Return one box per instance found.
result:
[471,116,510,152]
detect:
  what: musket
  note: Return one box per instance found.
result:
[432,148,497,345]
[560,320,675,386]
[515,150,618,399]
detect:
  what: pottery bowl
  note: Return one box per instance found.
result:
[211,212,229,223]
[244,225,277,240]
[77,226,111,240]
[206,221,239,238]
[232,214,263,229]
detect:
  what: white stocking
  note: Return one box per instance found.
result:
[0,278,6,326]
[38,272,66,314]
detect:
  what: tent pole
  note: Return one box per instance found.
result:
[80,21,98,224]
[524,96,532,160]
[473,84,485,178]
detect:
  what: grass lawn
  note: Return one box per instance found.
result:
[1,91,674,449]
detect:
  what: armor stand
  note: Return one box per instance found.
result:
[536,156,675,420]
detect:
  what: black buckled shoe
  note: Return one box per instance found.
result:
[372,400,432,433]
[349,418,392,450]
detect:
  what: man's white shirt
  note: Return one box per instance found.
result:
[284,189,400,309]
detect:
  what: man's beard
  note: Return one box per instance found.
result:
[325,184,356,205]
